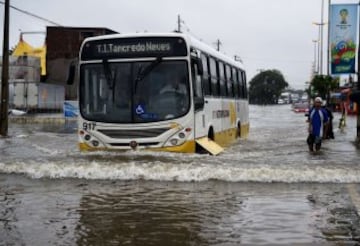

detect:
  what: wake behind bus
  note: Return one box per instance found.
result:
[77,32,249,155]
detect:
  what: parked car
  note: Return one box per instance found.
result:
[292,102,309,113]
[277,98,285,104]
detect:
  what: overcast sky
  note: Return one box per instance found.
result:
[0,0,357,89]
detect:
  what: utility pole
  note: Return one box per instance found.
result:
[177,14,181,33]
[0,0,10,137]
[358,1,360,92]
[356,1,360,143]
[215,39,222,51]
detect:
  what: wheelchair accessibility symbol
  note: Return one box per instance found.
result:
[135,104,145,115]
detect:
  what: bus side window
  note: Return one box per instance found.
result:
[225,64,233,98]
[209,57,219,96]
[232,67,239,98]
[191,57,204,111]
[242,71,248,99]
[237,69,244,99]
[201,54,211,96]
[218,61,226,97]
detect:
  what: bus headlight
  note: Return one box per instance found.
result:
[92,140,99,147]
[164,128,192,147]
[170,138,178,145]
[80,131,104,148]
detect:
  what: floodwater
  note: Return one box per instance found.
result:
[1,105,360,245]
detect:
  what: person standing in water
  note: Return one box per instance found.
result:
[307,97,329,152]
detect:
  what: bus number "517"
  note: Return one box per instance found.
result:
[83,122,96,131]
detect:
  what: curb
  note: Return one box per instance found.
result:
[9,116,77,124]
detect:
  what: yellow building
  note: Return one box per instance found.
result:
[12,35,46,76]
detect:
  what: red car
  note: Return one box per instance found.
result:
[292,102,309,113]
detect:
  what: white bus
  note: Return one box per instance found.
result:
[77,32,249,155]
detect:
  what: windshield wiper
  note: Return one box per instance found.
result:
[103,59,116,90]
[134,57,162,93]
[102,59,117,103]
[135,57,163,82]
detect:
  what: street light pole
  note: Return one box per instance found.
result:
[320,0,325,75]
[312,40,318,75]
[0,0,10,137]
[358,1,360,91]
[313,22,326,75]
[312,0,326,75]
[356,0,360,143]
[327,0,331,75]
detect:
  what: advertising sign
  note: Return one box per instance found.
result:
[329,4,358,74]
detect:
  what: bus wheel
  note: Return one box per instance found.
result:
[196,127,214,154]
[236,123,241,138]
[208,127,214,141]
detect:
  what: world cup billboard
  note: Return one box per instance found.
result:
[329,4,358,74]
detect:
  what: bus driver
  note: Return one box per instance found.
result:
[160,76,187,95]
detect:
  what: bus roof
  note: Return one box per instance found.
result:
[81,32,245,70]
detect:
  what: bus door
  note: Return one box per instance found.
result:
[191,55,207,139]
[192,55,223,155]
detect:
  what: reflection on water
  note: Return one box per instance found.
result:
[1,176,359,245]
[1,105,360,245]
[76,182,207,245]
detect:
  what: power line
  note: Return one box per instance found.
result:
[0,1,62,26]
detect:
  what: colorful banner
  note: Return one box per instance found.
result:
[329,4,358,74]
[63,101,79,118]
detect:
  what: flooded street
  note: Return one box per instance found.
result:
[1,105,360,245]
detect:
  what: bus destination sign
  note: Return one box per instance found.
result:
[81,37,188,60]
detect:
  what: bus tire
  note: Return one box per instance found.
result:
[196,127,214,154]
[208,127,214,141]
[236,122,241,138]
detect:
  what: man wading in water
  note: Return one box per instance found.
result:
[307,97,329,152]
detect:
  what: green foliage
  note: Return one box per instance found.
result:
[249,69,289,104]
[310,75,339,101]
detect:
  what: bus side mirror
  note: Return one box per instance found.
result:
[196,58,203,76]
[191,57,203,76]
[67,62,76,85]
[194,97,204,111]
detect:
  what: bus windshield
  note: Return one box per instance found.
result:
[79,60,190,123]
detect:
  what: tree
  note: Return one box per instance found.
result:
[310,75,339,102]
[249,69,289,104]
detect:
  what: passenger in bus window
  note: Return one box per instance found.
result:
[156,74,188,118]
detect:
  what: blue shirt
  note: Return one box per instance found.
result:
[309,107,328,137]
